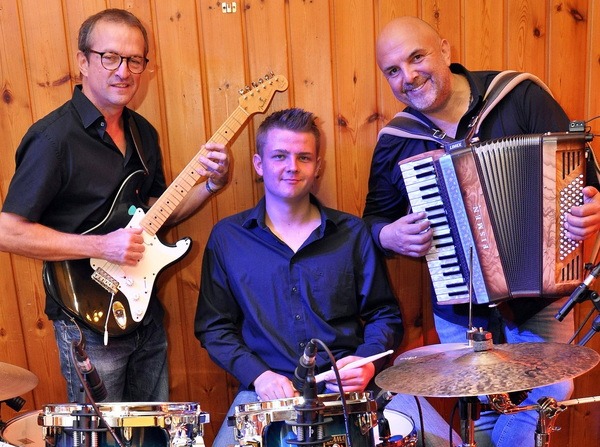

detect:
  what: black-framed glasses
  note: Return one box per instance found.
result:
[87,49,149,74]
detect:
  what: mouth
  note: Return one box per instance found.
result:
[402,78,428,95]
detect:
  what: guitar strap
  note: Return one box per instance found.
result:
[378,70,553,145]
[127,115,150,176]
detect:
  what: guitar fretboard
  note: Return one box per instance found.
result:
[140,107,250,236]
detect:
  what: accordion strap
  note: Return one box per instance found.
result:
[378,70,553,144]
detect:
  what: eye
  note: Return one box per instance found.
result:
[386,67,399,78]
[102,53,121,65]
[129,56,145,69]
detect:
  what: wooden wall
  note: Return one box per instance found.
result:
[1,0,600,445]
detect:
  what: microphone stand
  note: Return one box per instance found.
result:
[69,324,125,447]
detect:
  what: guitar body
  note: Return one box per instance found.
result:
[43,171,192,337]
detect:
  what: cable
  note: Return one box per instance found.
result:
[449,400,459,447]
[70,321,125,447]
[567,306,595,344]
[311,338,352,447]
[412,396,427,447]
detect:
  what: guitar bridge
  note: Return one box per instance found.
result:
[92,268,120,294]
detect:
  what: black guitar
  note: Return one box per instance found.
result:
[43,74,289,339]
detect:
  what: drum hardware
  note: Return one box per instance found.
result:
[486,394,600,447]
[373,408,417,447]
[39,402,209,447]
[285,377,331,447]
[233,392,376,447]
[1,396,26,412]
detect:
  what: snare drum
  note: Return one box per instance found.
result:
[39,402,209,447]
[373,409,417,447]
[233,392,377,447]
[1,411,45,447]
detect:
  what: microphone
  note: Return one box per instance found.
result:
[555,263,600,321]
[292,339,318,392]
[578,315,600,346]
[74,342,108,402]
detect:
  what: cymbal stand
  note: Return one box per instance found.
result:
[458,396,481,447]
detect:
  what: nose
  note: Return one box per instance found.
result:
[398,63,418,84]
[286,157,299,172]
[115,58,131,78]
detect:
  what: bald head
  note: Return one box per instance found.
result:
[376,17,443,70]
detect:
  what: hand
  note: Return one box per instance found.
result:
[379,212,432,257]
[564,186,600,241]
[198,142,229,190]
[101,227,145,266]
[323,356,375,393]
[253,371,298,402]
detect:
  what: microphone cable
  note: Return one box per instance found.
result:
[311,338,352,447]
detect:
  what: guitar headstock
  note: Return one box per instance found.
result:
[238,73,289,116]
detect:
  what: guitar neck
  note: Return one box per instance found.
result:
[140,106,250,236]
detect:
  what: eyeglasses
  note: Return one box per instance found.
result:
[87,49,149,74]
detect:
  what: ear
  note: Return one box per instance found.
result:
[77,51,90,77]
[440,38,451,66]
[315,157,322,178]
[253,153,263,176]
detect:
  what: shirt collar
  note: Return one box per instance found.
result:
[242,194,340,236]
[72,84,131,130]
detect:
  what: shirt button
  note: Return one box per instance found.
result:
[292,287,298,293]
[100,121,105,127]
[295,314,301,320]
[299,342,305,348]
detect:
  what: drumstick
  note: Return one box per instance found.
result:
[314,350,394,383]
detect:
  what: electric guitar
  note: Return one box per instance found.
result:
[43,73,289,339]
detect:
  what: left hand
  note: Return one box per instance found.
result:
[564,186,600,241]
[323,355,375,393]
[198,142,229,190]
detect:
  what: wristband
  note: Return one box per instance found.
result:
[206,179,221,194]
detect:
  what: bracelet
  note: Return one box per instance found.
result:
[205,179,221,194]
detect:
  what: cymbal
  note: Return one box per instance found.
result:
[0,362,38,401]
[375,342,600,397]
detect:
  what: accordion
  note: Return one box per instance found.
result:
[399,132,591,305]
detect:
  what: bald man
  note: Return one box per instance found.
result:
[364,16,600,447]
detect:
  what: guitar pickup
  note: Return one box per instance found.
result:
[92,268,120,294]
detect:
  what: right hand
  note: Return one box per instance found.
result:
[101,227,145,265]
[379,211,432,257]
[253,371,298,402]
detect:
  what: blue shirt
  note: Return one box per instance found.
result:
[195,196,403,390]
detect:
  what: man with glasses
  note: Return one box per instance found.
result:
[0,8,229,402]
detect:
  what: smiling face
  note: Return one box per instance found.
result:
[376,17,453,114]
[77,19,146,116]
[253,128,321,205]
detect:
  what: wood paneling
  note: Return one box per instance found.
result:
[1,1,599,445]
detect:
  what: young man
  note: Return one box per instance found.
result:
[364,16,600,447]
[195,108,401,445]
[0,8,229,402]
[196,108,461,447]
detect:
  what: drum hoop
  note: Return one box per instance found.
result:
[39,402,206,429]
[235,392,376,422]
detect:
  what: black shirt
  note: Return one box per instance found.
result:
[3,86,167,319]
